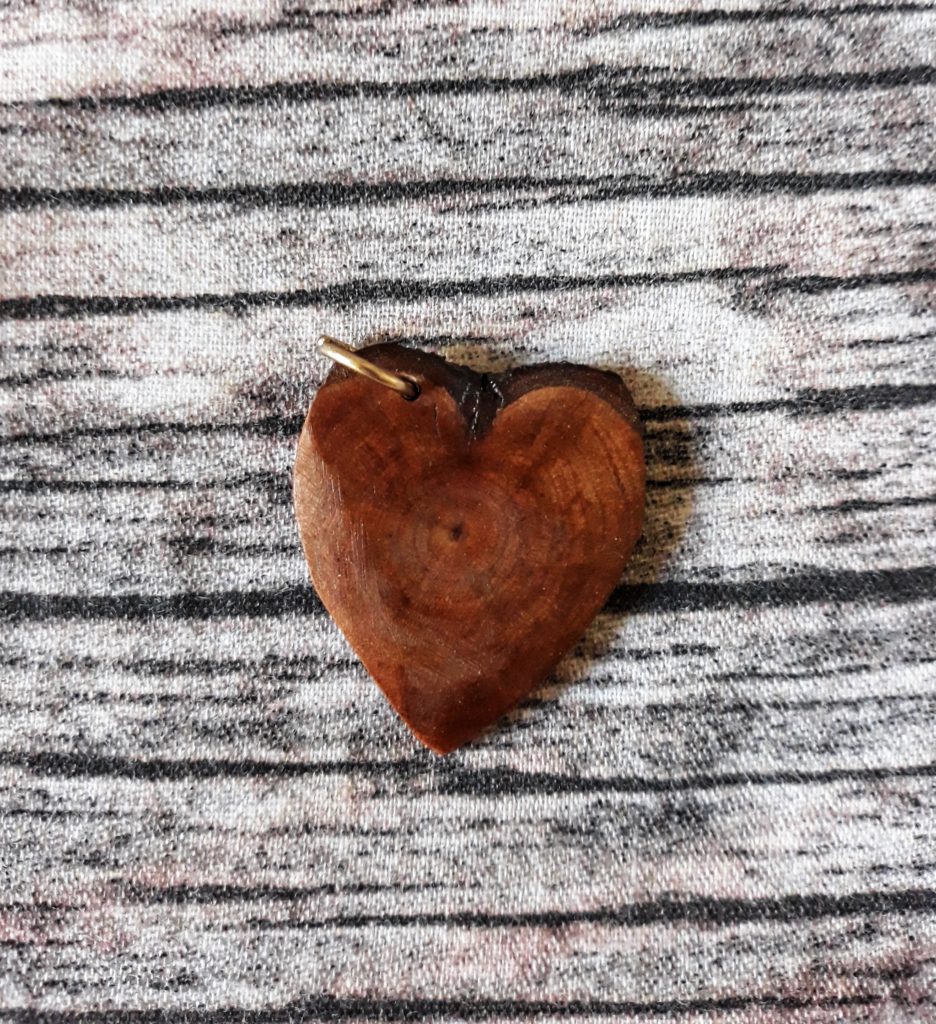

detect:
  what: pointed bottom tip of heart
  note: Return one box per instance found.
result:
[387,690,497,755]
[405,718,486,755]
[410,729,465,756]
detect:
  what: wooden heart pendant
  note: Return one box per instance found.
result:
[294,342,645,754]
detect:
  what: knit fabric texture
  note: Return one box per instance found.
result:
[1,2,935,1019]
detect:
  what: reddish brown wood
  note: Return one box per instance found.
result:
[294,343,646,754]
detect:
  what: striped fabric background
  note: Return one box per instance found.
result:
[1,1,935,1019]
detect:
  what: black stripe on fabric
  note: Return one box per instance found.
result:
[605,566,936,615]
[242,887,936,930]
[0,939,73,951]
[15,63,936,112]
[0,369,123,387]
[0,473,283,494]
[439,762,936,797]
[0,267,778,321]
[643,383,936,420]
[0,902,71,913]
[770,267,936,292]
[2,266,932,324]
[3,750,935,791]
[1,566,933,624]
[121,655,358,678]
[125,878,936,915]
[589,1,934,30]
[2,170,934,211]
[0,587,323,621]
[0,752,424,781]
[240,0,935,35]
[0,415,304,445]
[0,993,881,1022]
[124,880,438,903]
[846,328,936,349]
[806,494,936,514]
[795,381,936,412]
[605,565,936,614]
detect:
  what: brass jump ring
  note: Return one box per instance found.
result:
[318,336,419,399]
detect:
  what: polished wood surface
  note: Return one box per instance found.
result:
[294,343,646,753]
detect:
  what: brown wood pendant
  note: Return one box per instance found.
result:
[294,343,646,754]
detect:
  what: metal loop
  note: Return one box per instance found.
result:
[318,336,419,399]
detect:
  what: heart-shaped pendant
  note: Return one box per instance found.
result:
[294,340,645,753]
